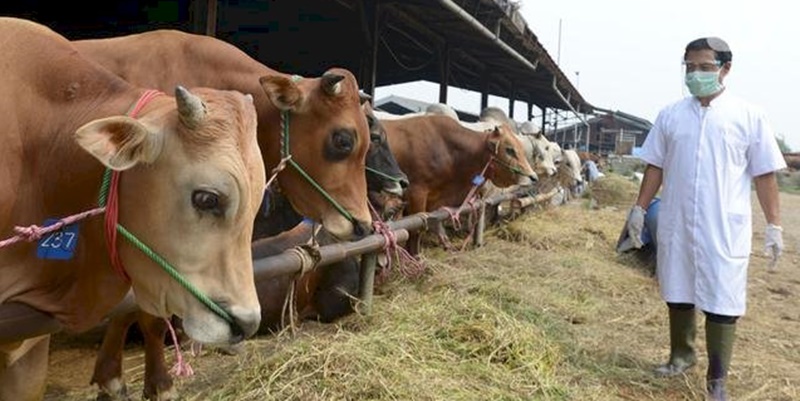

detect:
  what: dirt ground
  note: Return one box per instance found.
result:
[42,190,800,400]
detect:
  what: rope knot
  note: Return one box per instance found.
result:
[13,224,45,241]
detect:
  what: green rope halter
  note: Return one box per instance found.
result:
[98,169,235,325]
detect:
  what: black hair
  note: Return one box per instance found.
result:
[684,37,732,64]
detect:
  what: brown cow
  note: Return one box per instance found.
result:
[88,108,407,400]
[74,29,372,240]
[0,17,265,401]
[382,115,537,255]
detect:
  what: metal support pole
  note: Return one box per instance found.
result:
[480,71,489,111]
[508,92,515,119]
[439,43,450,103]
[473,200,486,247]
[205,0,218,37]
[359,0,380,97]
[358,252,378,315]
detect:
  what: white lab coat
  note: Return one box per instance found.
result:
[640,91,786,316]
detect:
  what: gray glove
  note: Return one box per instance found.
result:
[764,224,783,270]
[626,205,646,249]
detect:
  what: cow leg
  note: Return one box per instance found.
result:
[1,335,50,401]
[91,311,138,401]
[138,313,175,401]
[404,189,429,257]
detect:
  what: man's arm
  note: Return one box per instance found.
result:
[754,172,781,225]
[635,164,664,209]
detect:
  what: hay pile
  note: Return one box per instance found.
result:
[46,193,800,401]
[584,173,640,209]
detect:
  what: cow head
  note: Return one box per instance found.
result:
[486,124,538,187]
[559,149,584,188]
[525,134,558,178]
[362,101,408,218]
[75,87,265,345]
[258,68,372,240]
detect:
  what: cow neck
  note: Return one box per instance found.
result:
[101,89,163,282]
[477,132,497,181]
[270,103,358,228]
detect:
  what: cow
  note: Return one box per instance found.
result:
[90,192,367,401]
[363,102,409,220]
[517,121,558,178]
[381,115,537,255]
[73,29,373,241]
[425,103,460,121]
[0,17,265,401]
[559,149,584,192]
[88,103,408,400]
[479,106,520,135]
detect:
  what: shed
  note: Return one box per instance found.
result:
[1,0,593,124]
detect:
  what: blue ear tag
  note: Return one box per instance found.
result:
[472,175,486,186]
[36,219,79,260]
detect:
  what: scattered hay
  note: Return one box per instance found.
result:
[45,194,800,401]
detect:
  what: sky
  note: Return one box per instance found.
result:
[375,0,799,151]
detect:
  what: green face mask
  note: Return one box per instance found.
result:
[685,71,722,97]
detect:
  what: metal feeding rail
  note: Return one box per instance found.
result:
[0,185,545,343]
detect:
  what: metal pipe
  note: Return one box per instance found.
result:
[0,291,138,344]
[253,229,410,282]
[0,185,532,344]
[358,252,378,315]
[436,0,539,73]
[473,201,486,247]
[551,77,590,149]
[0,303,62,343]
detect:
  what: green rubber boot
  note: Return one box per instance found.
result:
[705,321,736,401]
[654,307,697,377]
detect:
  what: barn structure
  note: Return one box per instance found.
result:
[551,107,654,155]
[0,0,594,129]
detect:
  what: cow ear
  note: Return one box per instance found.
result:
[74,116,163,171]
[259,74,304,111]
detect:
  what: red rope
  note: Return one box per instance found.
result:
[368,201,426,283]
[105,89,163,282]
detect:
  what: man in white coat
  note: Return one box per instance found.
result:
[625,37,786,400]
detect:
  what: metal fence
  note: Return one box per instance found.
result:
[0,185,558,344]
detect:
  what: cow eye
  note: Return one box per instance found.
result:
[505,146,516,158]
[192,190,223,216]
[370,133,381,143]
[325,129,356,160]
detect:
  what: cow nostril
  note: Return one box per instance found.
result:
[529,175,538,183]
[400,177,409,189]
[353,219,373,238]
[230,314,259,343]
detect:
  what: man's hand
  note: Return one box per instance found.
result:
[626,205,646,249]
[764,224,783,269]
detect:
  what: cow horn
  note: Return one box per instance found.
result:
[175,86,206,128]
[358,90,372,105]
[321,73,345,96]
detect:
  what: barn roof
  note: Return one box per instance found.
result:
[1,0,593,114]
[374,95,481,122]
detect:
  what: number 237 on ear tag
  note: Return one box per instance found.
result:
[37,219,80,260]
